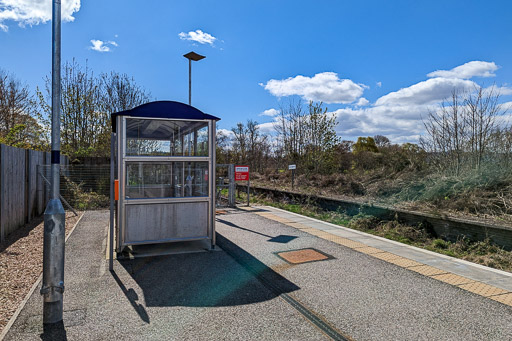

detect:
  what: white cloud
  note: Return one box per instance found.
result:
[89,39,117,52]
[355,97,369,106]
[375,77,476,107]
[259,108,280,117]
[495,86,512,96]
[256,122,276,134]
[0,0,80,32]
[262,72,366,104]
[376,81,382,88]
[332,104,428,143]
[331,60,509,144]
[179,29,217,45]
[427,61,498,79]
[217,128,234,138]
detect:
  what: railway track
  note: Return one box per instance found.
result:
[240,185,512,251]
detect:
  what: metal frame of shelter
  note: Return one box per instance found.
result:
[109,101,220,264]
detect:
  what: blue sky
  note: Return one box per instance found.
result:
[1,0,512,143]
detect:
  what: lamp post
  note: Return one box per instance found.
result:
[41,0,66,324]
[183,51,205,105]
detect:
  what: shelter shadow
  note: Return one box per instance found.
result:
[117,232,299,308]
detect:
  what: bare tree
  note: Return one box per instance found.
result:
[38,60,152,157]
[0,69,46,149]
[274,99,306,161]
[421,86,508,175]
[465,85,502,170]
[422,90,467,175]
[231,122,248,163]
[0,70,35,134]
[374,135,391,148]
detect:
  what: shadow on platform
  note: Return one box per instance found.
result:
[114,232,299,313]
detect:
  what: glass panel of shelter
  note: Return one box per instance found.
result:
[125,118,209,157]
[124,118,210,199]
[125,161,209,199]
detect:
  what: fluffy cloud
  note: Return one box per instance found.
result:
[332,60,509,143]
[89,39,117,52]
[217,128,234,138]
[179,29,216,45]
[427,61,498,79]
[0,0,80,32]
[259,108,280,117]
[332,104,427,143]
[375,77,476,106]
[262,72,366,104]
[256,122,276,134]
[355,97,369,106]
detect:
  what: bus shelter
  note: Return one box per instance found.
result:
[110,101,219,255]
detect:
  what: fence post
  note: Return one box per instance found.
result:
[26,149,30,223]
[0,145,4,243]
[229,164,236,207]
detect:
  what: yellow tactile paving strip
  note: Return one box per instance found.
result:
[490,293,512,305]
[353,246,384,255]
[250,207,512,307]
[408,265,448,276]
[458,282,508,297]
[430,273,476,286]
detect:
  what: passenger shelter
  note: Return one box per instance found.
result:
[110,101,219,254]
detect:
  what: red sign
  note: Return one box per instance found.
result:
[235,165,249,181]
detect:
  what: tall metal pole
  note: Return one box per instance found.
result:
[188,59,192,105]
[41,0,66,324]
[183,52,204,106]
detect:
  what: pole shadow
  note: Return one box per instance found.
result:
[40,321,67,341]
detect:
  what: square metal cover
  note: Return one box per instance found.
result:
[277,248,333,264]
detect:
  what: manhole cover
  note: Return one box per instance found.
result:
[276,248,333,264]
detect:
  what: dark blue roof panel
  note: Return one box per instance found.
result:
[111,101,220,132]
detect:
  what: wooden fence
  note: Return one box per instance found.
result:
[0,144,69,242]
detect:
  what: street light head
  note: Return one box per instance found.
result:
[184,51,206,61]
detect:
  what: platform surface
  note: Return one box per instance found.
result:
[3,207,512,340]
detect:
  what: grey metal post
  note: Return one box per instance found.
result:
[41,0,66,325]
[188,59,191,105]
[247,179,250,207]
[228,164,235,207]
[109,132,115,271]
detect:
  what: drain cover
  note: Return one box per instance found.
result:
[277,248,332,264]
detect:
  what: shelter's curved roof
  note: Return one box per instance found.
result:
[111,100,220,132]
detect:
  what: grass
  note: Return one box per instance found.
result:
[243,192,512,273]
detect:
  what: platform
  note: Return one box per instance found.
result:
[3,208,512,340]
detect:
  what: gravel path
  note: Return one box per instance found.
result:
[0,211,83,333]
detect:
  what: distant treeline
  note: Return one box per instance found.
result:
[218,90,512,179]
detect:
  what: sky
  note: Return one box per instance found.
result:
[1,0,512,143]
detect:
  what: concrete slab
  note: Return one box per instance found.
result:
[485,278,512,292]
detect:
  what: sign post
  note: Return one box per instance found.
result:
[289,164,296,190]
[235,165,250,206]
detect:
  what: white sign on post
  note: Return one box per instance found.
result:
[288,164,296,170]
